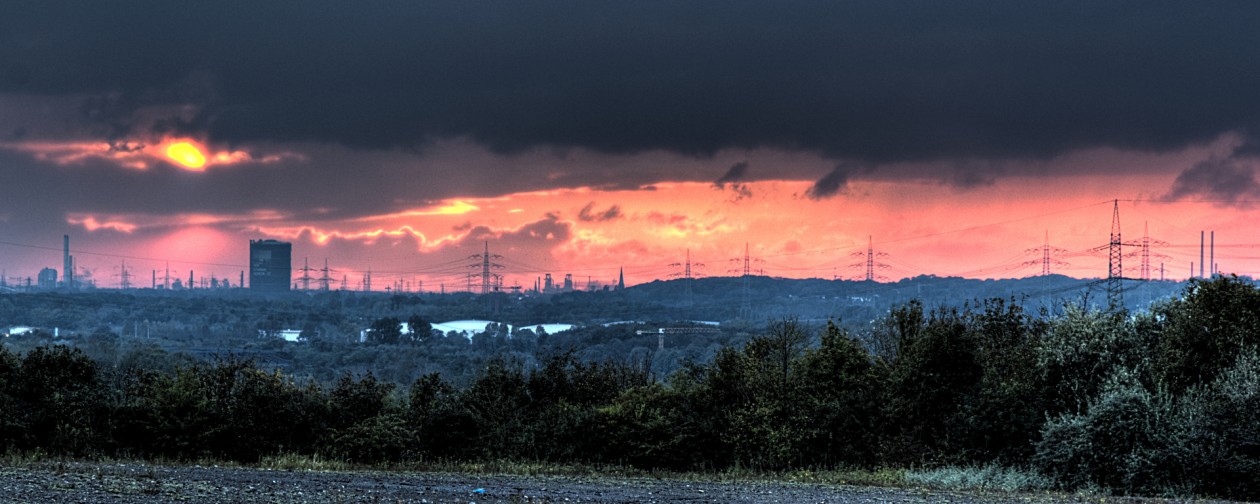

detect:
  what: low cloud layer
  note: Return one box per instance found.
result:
[578,202,623,222]
[713,162,753,200]
[806,163,871,200]
[1164,155,1260,203]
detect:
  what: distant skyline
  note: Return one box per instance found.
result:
[3,2,1260,290]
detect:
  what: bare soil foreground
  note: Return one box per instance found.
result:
[0,462,1229,504]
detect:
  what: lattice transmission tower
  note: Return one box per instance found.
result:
[297,258,316,290]
[1107,199,1124,311]
[729,243,765,320]
[318,258,336,291]
[849,236,889,281]
[669,249,704,306]
[468,241,504,294]
[1024,231,1070,275]
[113,260,133,289]
[1123,222,1169,281]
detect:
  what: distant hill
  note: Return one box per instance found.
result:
[624,274,1190,324]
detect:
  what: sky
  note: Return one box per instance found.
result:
[3,1,1260,291]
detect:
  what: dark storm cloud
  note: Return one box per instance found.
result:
[713,161,753,200]
[5,1,1260,165]
[806,163,870,200]
[457,214,573,249]
[577,202,623,222]
[714,162,749,187]
[1163,156,1260,203]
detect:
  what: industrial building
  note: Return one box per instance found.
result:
[37,268,57,290]
[249,239,292,292]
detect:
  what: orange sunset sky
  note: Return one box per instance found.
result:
[3,3,1260,291]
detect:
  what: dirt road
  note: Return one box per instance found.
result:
[0,462,1217,503]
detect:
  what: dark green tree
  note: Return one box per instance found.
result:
[880,304,982,465]
[407,314,433,344]
[1154,276,1260,392]
[795,321,884,467]
[0,345,23,451]
[15,346,108,455]
[367,317,403,345]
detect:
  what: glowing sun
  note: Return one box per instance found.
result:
[165,141,207,170]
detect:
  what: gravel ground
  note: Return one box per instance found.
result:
[0,462,1228,503]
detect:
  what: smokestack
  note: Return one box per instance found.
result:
[62,235,72,288]
[1200,231,1205,278]
[1210,231,1215,277]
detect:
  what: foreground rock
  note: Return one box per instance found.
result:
[0,462,1225,503]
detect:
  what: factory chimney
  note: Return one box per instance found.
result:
[62,235,74,289]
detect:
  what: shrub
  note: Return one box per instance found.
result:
[326,413,416,463]
[1033,369,1168,494]
[1154,276,1260,393]
[15,346,108,456]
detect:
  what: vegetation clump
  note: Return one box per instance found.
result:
[1,276,1258,500]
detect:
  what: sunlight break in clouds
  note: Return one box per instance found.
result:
[0,137,290,172]
[67,216,138,234]
[164,141,206,170]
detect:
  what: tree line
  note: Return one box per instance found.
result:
[0,276,1257,499]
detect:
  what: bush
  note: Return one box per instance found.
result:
[1154,276,1260,393]
[593,383,701,469]
[0,346,22,451]
[326,413,416,463]
[1033,369,1168,494]
[15,346,108,456]
[1169,350,1260,499]
[1036,307,1151,415]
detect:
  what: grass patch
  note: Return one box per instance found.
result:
[903,464,1054,493]
[402,459,656,479]
[0,448,46,467]
[0,450,1051,497]
[256,453,355,472]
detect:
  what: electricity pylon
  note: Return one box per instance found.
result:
[468,241,504,294]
